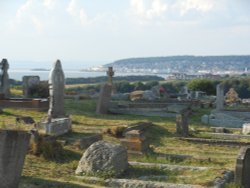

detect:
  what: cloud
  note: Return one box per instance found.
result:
[66,0,90,26]
[43,0,57,10]
[130,0,167,23]
[16,0,34,21]
[176,0,214,16]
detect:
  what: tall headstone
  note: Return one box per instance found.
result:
[0,59,10,98]
[96,83,112,114]
[235,147,250,187]
[39,60,71,136]
[48,60,65,119]
[22,76,40,98]
[0,130,31,188]
[176,112,189,137]
[216,84,224,111]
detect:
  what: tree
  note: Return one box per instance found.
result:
[187,79,216,95]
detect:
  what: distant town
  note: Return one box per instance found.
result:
[83,55,250,80]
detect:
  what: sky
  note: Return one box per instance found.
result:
[0,0,250,69]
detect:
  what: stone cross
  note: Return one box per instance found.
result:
[216,83,224,111]
[235,146,250,187]
[0,59,10,98]
[48,60,65,119]
[106,67,114,85]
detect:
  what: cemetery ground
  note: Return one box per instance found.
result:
[1,88,242,188]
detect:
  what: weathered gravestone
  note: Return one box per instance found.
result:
[0,59,10,98]
[76,141,128,176]
[121,122,151,154]
[96,83,112,114]
[176,112,189,137]
[0,130,31,188]
[235,146,250,187]
[23,76,40,98]
[40,60,71,136]
[216,84,224,111]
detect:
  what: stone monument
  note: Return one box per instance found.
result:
[40,60,71,136]
[0,59,10,98]
[0,130,31,188]
[23,76,40,98]
[96,83,112,114]
[107,66,114,85]
[176,111,189,137]
[235,146,250,187]
[216,84,224,111]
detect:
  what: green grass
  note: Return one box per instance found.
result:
[0,93,240,187]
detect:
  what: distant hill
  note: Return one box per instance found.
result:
[104,55,250,74]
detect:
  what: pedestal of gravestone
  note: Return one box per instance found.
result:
[0,130,31,188]
[176,112,189,137]
[235,146,250,187]
[96,83,112,114]
[40,117,72,136]
[23,76,40,98]
[216,84,224,111]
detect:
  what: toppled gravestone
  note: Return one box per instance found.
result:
[75,141,128,177]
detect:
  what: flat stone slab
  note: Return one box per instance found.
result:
[180,137,250,146]
[75,176,203,188]
[203,132,250,140]
[129,161,210,171]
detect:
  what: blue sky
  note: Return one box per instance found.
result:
[0,0,250,68]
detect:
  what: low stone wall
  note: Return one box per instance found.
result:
[0,98,49,111]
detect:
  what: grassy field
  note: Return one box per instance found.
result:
[0,91,241,187]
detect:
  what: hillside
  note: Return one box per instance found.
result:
[105,55,250,74]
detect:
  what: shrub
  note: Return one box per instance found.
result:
[28,81,49,98]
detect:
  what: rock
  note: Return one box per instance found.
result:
[75,141,128,176]
[16,116,35,124]
[111,93,130,101]
[142,90,158,101]
[242,123,250,135]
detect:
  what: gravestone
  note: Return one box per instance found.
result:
[216,84,224,111]
[235,146,250,187]
[0,130,31,188]
[48,60,65,118]
[76,141,128,176]
[107,66,114,85]
[176,112,189,137]
[96,83,112,114]
[23,76,40,98]
[0,59,10,98]
[40,60,71,136]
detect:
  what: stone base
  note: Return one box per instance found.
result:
[40,118,71,136]
[120,138,149,154]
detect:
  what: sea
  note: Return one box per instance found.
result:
[9,69,165,81]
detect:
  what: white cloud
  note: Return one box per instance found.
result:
[130,0,167,23]
[16,0,34,21]
[31,16,44,33]
[66,0,90,26]
[175,0,215,16]
[43,0,56,10]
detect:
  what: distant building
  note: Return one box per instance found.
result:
[166,73,221,80]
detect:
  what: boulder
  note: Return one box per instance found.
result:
[142,90,158,101]
[75,141,128,176]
